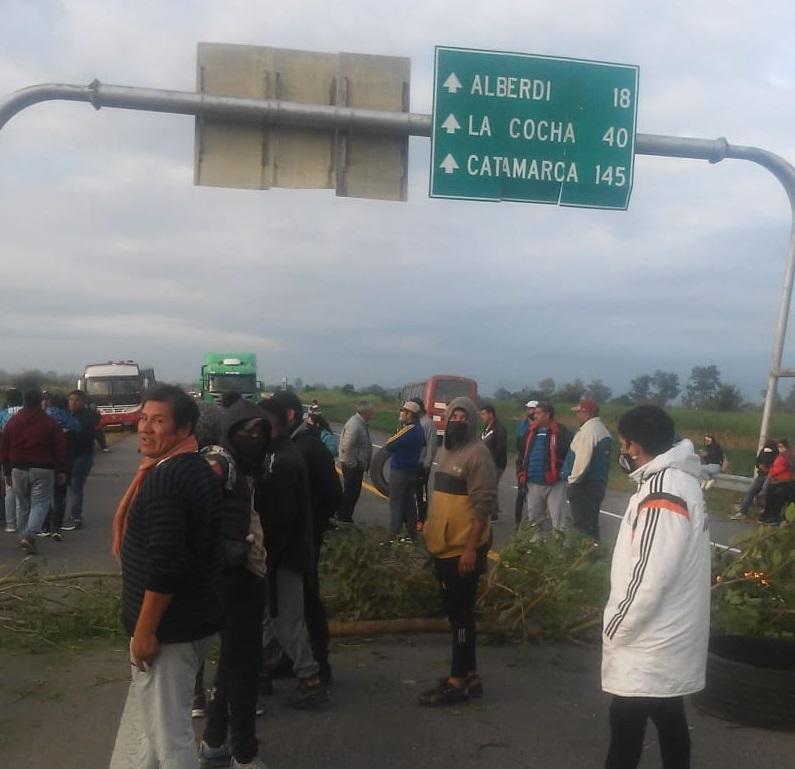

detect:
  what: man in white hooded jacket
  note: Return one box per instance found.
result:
[602,405,710,769]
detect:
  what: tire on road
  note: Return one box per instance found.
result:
[369,447,390,498]
[694,635,795,731]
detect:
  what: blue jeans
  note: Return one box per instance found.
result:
[3,480,17,529]
[69,452,94,522]
[739,474,767,515]
[11,467,54,538]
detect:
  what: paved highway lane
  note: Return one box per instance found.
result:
[0,427,749,574]
[0,436,138,573]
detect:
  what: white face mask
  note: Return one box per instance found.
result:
[618,452,637,474]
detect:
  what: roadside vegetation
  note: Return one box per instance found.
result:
[3,513,792,652]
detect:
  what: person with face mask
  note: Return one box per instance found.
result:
[198,401,272,769]
[419,398,497,706]
[602,405,710,769]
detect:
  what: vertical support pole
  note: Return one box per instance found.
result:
[758,216,795,452]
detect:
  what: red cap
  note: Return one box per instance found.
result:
[573,399,599,415]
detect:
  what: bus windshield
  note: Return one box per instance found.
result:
[86,377,141,398]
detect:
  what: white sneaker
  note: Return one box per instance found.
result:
[231,757,268,769]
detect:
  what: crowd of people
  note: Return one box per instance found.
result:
[0,387,105,552]
[109,387,715,769]
[4,382,773,769]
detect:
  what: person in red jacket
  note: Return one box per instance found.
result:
[759,439,794,525]
[0,389,65,554]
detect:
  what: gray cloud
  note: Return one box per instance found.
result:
[1,1,795,400]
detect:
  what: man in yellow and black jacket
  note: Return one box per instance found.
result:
[419,396,497,707]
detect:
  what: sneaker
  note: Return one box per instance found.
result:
[198,741,231,769]
[51,532,64,542]
[36,531,52,538]
[5,524,16,533]
[19,537,37,555]
[287,678,328,709]
[61,520,82,531]
[730,511,746,521]
[231,757,268,769]
[102,448,111,453]
[192,691,207,718]
[417,678,469,707]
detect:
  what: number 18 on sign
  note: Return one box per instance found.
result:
[430,46,639,210]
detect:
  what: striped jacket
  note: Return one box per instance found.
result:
[602,439,711,697]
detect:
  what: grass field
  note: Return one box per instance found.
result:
[303,388,795,512]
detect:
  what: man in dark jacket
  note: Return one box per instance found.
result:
[479,403,507,520]
[118,385,223,769]
[258,397,327,708]
[62,389,98,531]
[199,400,271,769]
[0,389,65,554]
[270,390,341,684]
[518,401,573,535]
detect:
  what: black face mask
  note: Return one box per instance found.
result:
[444,421,468,449]
[618,453,637,475]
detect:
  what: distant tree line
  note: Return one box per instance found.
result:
[0,368,78,394]
[494,364,752,412]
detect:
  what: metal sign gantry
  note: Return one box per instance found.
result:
[1,68,794,452]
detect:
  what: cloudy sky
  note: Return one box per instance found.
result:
[2,0,795,399]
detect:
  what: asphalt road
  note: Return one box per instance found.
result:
[2,433,793,769]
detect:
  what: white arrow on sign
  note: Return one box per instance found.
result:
[440,114,461,134]
[443,73,463,93]
[440,154,459,174]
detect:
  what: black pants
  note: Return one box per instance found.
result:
[762,481,793,522]
[434,553,485,679]
[44,465,72,533]
[416,465,431,524]
[605,695,690,769]
[514,483,526,528]
[203,570,266,764]
[567,480,606,540]
[304,528,331,680]
[338,465,364,521]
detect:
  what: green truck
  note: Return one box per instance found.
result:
[199,353,260,403]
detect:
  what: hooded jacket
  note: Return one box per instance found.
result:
[423,397,496,559]
[202,399,268,573]
[602,439,711,698]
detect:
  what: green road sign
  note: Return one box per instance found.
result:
[430,46,639,210]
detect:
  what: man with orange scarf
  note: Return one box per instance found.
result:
[112,385,223,769]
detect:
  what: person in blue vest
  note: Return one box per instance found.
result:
[384,401,426,540]
[517,401,573,535]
